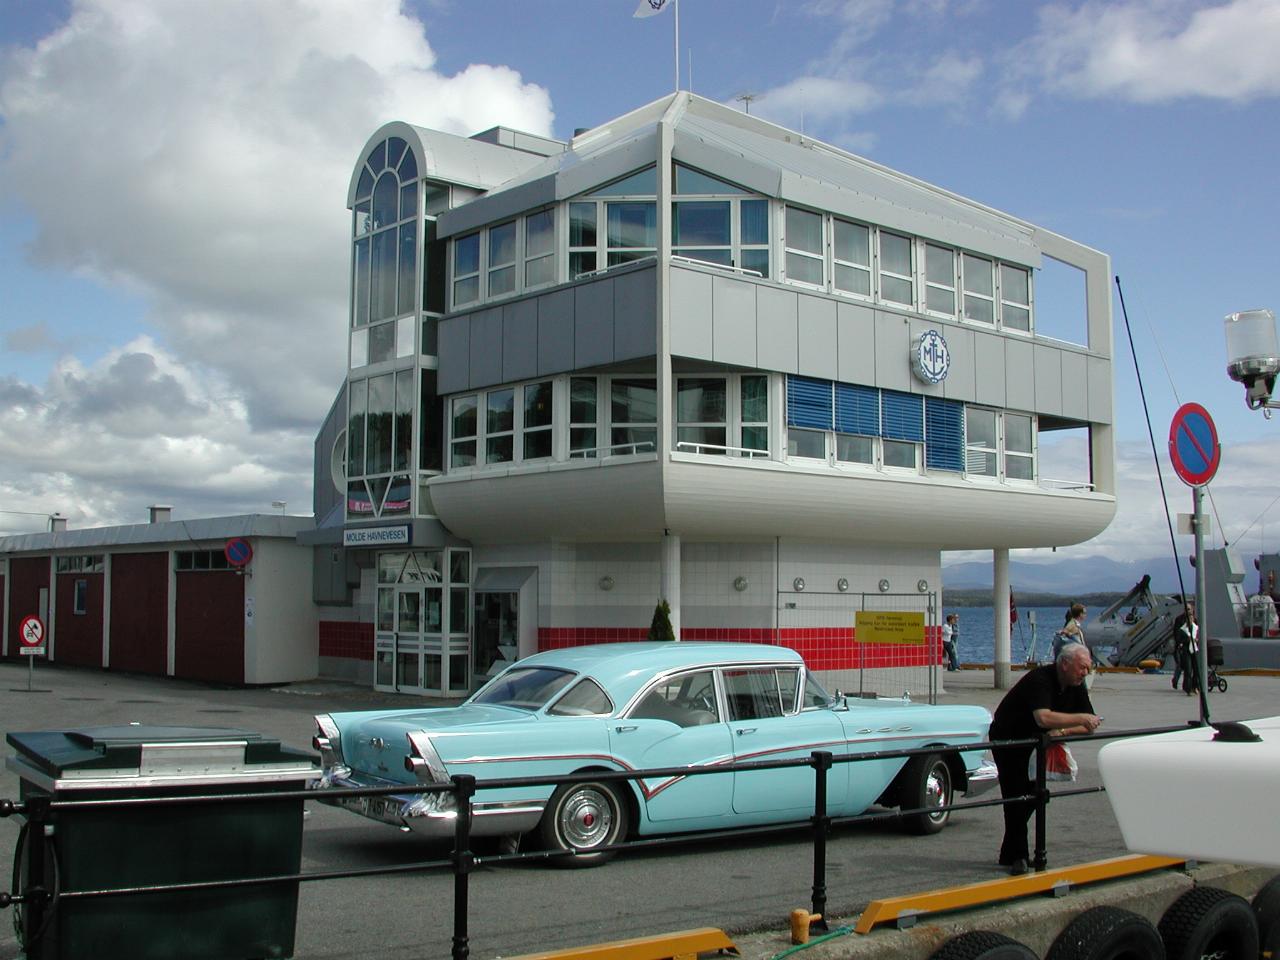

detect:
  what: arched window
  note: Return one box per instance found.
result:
[352,136,419,327]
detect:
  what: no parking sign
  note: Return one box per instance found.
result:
[1168,403,1220,487]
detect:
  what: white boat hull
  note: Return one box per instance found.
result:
[1098,715,1280,868]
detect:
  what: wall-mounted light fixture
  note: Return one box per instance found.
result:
[836,578,849,593]
[598,575,615,591]
[733,576,749,592]
[793,577,806,592]
[917,579,929,593]
[878,578,891,593]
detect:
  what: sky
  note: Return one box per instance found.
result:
[1,0,1278,575]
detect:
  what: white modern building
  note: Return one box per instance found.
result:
[300,91,1115,697]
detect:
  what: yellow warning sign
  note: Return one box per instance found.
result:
[856,611,927,644]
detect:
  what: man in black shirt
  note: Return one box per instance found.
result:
[989,643,1100,875]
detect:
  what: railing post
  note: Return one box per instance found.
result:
[810,751,832,932]
[450,776,476,960]
[1032,734,1049,872]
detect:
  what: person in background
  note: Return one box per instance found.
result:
[1172,599,1199,696]
[942,613,960,671]
[1051,603,1087,660]
[989,643,1100,876]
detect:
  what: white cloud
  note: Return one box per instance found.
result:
[0,0,553,526]
[1013,0,1280,105]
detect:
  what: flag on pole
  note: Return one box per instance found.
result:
[633,0,670,17]
[1010,589,1019,626]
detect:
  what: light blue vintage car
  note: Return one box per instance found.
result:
[314,642,994,865]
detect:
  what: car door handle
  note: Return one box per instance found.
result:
[735,727,757,736]
[615,725,637,733]
[897,725,912,731]
[856,728,872,735]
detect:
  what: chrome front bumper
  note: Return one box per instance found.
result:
[313,768,546,838]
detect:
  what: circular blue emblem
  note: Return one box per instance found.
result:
[913,330,950,384]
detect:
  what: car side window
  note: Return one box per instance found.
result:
[547,678,614,717]
[723,668,785,721]
[778,667,800,712]
[802,674,831,709]
[631,670,720,727]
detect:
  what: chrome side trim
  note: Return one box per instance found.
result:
[962,757,999,797]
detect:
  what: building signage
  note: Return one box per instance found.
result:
[855,611,927,645]
[343,525,411,548]
[912,329,950,384]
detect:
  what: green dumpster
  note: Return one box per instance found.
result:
[6,725,319,960]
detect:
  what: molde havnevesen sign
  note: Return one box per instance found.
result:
[343,526,411,548]
[856,611,927,644]
[912,329,950,384]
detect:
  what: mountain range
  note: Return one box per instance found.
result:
[942,554,1203,595]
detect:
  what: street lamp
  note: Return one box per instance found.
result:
[1225,308,1279,414]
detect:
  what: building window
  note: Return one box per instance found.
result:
[450,394,478,468]
[351,136,418,331]
[965,408,998,476]
[523,380,553,460]
[1005,412,1034,479]
[924,243,956,316]
[740,375,769,453]
[569,376,598,457]
[671,165,769,275]
[833,219,871,298]
[176,550,233,571]
[784,206,824,286]
[610,378,657,452]
[453,232,480,306]
[55,555,104,574]
[1001,264,1031,332]
[569,202,597,277]
[676,378,728,453]
[524,209,555,288]
[485,389,515,464]
[487,221,517,298]
[879,231,914,306]
[73,579,88,615]
[962,253,994,324]
[966,407,1036,481]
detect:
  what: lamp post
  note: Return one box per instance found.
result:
[1225,308,1279,415]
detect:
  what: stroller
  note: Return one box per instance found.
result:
[1205,638,1228,693]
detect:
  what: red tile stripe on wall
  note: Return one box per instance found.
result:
[319,621,375,661]
[537,627,942,670]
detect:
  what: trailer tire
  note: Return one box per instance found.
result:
[1252,874,1280,958]
[928,930,1037,959]
[1159,886,1258,960]
[1044,905,1164,960]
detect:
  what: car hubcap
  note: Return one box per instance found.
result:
[559,787,614,848]
[926,765,950,821]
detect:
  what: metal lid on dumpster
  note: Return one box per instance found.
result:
[6,724,318,791]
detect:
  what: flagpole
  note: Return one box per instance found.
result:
[674,0,680,91]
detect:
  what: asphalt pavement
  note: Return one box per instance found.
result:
[0,659,1273,959]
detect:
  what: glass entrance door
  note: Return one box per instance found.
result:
[372,548,472,695]
[474,592,518,682]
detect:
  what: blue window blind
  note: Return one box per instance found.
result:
[835,382,879,436]
[786,376,833,429]
[881,390,924,442]
[925,397,964,471]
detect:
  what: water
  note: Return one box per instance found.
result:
[943,606,1078,665]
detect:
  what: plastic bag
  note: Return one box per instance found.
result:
[1029,742,1077,781]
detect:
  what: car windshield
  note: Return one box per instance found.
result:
[471,666,576,711]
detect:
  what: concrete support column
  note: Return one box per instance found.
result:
[661,531,681,640]
[993,548,1011,689]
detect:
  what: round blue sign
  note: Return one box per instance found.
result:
[912,330,950,384]
[1168,402,1220,487]
[224,537,254,567]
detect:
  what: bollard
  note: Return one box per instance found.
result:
[790,908,823,944]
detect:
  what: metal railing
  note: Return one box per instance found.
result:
[0,722,1194,960]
